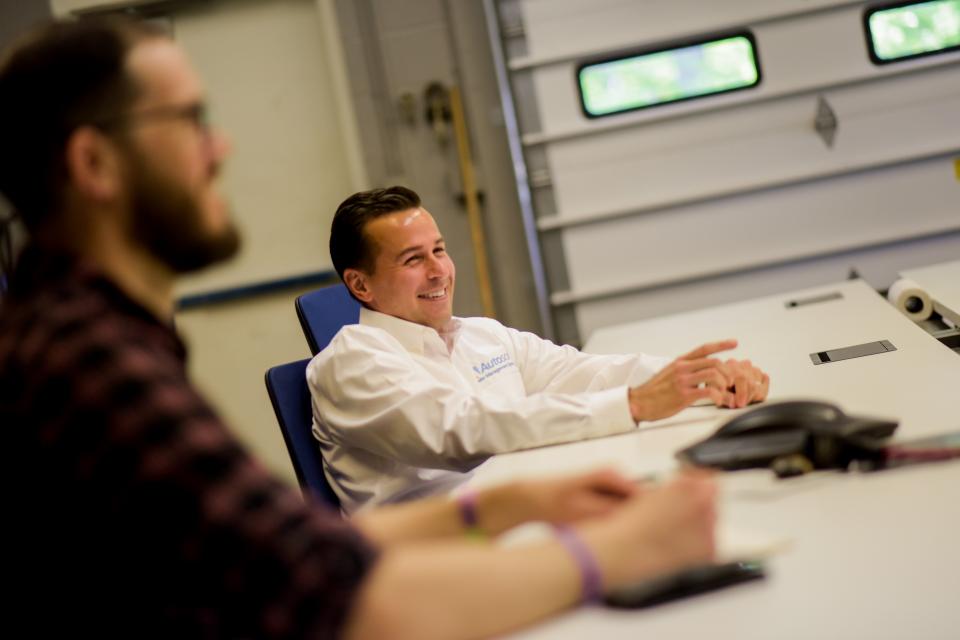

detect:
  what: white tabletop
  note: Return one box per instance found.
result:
[474,279,960,640]
[507,463,960,640]
[900,259,960,325]
[585,279,959,441]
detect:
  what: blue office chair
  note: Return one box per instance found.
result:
[295,284,361,355]
[264,358,341,510]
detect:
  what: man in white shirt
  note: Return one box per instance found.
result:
[309,186,769,513]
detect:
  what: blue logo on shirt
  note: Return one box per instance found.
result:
[472,353,515,382]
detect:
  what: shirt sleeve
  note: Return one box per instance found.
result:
[308,327,666,471]
[501,323,673,395]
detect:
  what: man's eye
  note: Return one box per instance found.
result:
[405,256,422,265]
[434,247,446,255]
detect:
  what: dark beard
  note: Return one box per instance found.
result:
[127,150,240,274]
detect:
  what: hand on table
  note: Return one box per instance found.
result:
[628,340,737,422]
[721,358,770,409]
[579,469,718,590]
[481,468,638,532]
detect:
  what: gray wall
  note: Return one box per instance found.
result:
[334,0,543,335]
[0,0,51,246]
[0,0,50,48]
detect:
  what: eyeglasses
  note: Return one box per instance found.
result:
[94,102,211,136]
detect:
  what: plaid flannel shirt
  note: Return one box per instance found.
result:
[0,249,377,638]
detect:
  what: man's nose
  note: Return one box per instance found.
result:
[425,254,447,277]
[207,127,232,163]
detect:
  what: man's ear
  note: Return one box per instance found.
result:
[63,126,124,204]
[344,268,374,303]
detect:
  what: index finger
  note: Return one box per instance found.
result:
[677,339,738,361]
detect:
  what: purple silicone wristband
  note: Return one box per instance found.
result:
[554,525,603,603]
[456,489,479,529]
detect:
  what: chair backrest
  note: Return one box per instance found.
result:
[264,358,341,510]
[295,284,361,355]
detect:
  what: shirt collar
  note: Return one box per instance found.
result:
[359,307,462,355]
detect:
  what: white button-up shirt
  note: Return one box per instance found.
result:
[307,308,671,513]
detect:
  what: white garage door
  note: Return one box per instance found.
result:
[486,0,960,344]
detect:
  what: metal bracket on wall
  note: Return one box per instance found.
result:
[397,92,418,127]
[501,19,525,38]
[424,82,453,146]
[815,95,838,148]
[528,168,553,189]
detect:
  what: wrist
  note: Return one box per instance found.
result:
[575,522,621,592]
[456,489,486,540]
[554,525,604,603]
[575,518,661,592]
[475,481,532,535]
[628,387,647,423]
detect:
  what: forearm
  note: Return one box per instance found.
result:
[346,472,717,639]
[352,482,537,546]
[513,327,669,394]
[325,388,634,470]
[343,540,581,640]
[344,513,694,640]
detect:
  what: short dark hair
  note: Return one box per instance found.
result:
[0,16,165,231]
[329,185,421,280]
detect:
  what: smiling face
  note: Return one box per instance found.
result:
[345,207,456,332]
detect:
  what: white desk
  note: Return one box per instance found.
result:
[901,260,960,326]
[583,279,959,441]
[473,279,960,640]
[505,463,960,640]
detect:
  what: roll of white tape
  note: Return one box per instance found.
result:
[887,278,933,322]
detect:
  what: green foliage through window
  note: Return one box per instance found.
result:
[866,0,960,63]
[578,34,761,118]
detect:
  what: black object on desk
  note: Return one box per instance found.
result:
[677,401,898,477]
[810,339,896,365]
[605,561,765,609]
